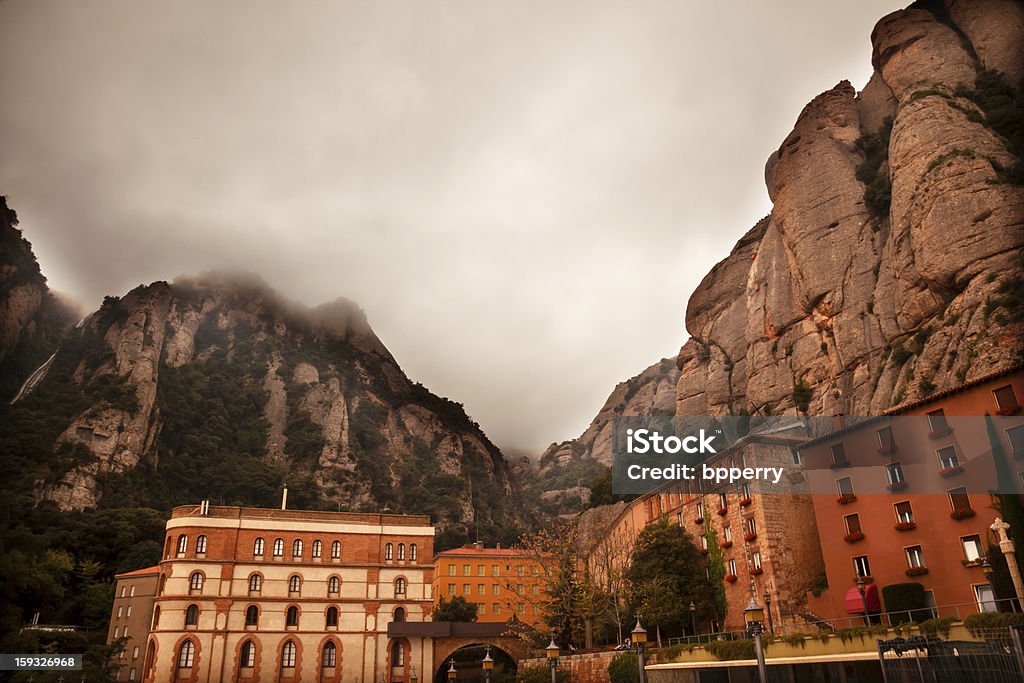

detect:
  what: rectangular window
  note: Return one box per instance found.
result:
[746,518,757,535]
[448,565,455,576]
[516,584,524,595]
[517,565,524,577]
[949,486,971,512]
[837,476,854,496]
[531,585,538,595]
[677,512,683,526]
[531,566,539,576]
[877,427,895,452]
[129,586,135,597]
[723,526,732,542]
[845,513,861,534]
[478,565,485,576]
[830,443,847,465]
[853,555,871,577]
[492,603,500,614]
[718,493,728,510]
[448,583,455,595]
[493,584,500,596]
[927,409,950,434]
[792,449,802,465]
[886,462,905,484]
[478,584,486,595]
[975,584,998,613]
[700,534,708,550]
[117,606,123,618]
[938,445,960,469]
[752,552,762,569]
[127,606,132,617]
[895,501,914,523]
[696,501,704,519]
[741,483,751,499]
[906,545,925,568]
[133,646,140,659]
[727,559,737,575]
[463,583,471,594]
[463,564,470,576]
[491,565,500,577]
[994,385,1020,413]
[1007,425,1024,455]
[962,535,983,562]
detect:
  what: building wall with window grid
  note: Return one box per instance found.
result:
[431,546,547,627]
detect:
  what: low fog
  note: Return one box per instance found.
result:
[0,1,906,452]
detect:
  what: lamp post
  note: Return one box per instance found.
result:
[447,660,457,683]
[410,667,418,683]
[631,618,647,683]
[763,589,774,638]
[743,596,768,683]
[482,647,494,683]
[546,639,559,683]
[855,575,870,626]
[688,601,697,640]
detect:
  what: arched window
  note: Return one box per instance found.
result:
[410,544,417,561]
[152,606,160,628]
[144,641,156,677]
[196,535,207,554]
[385,543,393,560]
[177,640,195,668]
[189,572,204,593]
[326,606,339,628]
[391,641,404,667]
[322,641,337,668]
[394,578,406,597]
[292,539,303,557]
[289,575,301,593]
[248,574,262,594]
[273,538,284,557]
[331,540,341,559]
[240,640,256,668]
[312,540,322,558]
[397,544,405,561]
[394,607,406,623]
[286,606,299,627]
[164,537,172,558]
[328,576,340,594]
[176,535,188,557]
[245,605,259,626]
[185,604,199,626]
[281,641,297,669]
[159,574,167,594]
[253,537,265,557]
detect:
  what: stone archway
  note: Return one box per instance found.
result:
[433,639,526,683]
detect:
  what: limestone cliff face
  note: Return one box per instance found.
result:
[10,273,522,542]
[676,0,1024,418]
[0,196,77,399]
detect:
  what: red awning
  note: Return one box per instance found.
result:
[845,584,881,614]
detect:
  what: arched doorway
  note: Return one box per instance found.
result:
[433,644,517,683]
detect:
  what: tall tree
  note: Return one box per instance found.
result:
[433,595,479,622]
[626,516,715,642]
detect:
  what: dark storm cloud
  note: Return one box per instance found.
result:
[0,0,906,451]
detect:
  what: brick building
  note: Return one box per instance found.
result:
[108,566,161,682]
[584,424,826,634]
[432,543,546,627]
[800,369,1024,624]
[136,503,435,683]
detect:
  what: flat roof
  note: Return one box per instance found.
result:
[435,547,541,559]
[647,651,880,669]
[171,504,432,526]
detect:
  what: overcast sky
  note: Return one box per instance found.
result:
[0,1,906,452]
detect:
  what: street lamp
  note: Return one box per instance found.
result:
[631,618,647,683]
[762,589,774,637]
[545,639,559,683]
[482,647,494,683]
[743,595,768,683]
[688,601,697,639]
[410,667,418,683]
[855,575,870,626]
[447,660,457,682]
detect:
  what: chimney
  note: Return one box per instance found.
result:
[496,543,501,550]
[281,485,288,511]
[832,414,845,431]
[474,541,484,550]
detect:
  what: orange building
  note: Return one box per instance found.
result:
[432,543,546,627]
[800,368,1024,626]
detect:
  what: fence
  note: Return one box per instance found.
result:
[878,625,1024,682]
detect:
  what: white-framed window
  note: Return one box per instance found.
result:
[792,449,802,465]
[975,584,998,613]
[927,409,949,434]
[448,565,456,576]
[188,572,203,593]
[718,493,728,510]
[132,646,139,659]
[117,606,123,618]
[385,543,394,561]
[281,641,296,668]
[723,526,732,542]
[240,640,256,668]
[886,462,905,484]
[129,667,137,681]
[273,538,284,557]
[331,540,341,559]
[727,559,737,575]
[876,426,895,451]
[741,482,751,499]
[195,535,207,555]
[394,577,406,596]
[289,575,301,594]
[700,534,708,550]
[410,544,418,561]
[398,544,406,561]
[177,641,194,669]
[830,443,847,465]
[938,445,959,469]
[1007,425,1024,455]
[127,605,133,617]
[677,512,683,526]
[993,385,1019,413]
[176,535,188,557]
[844,513,861,535]
[895,501,914,523]
[905,545,925,569]
[837,476,854,496]
[696,501,705,519]
[312,539,322,558]
[752,551,762,569]
[292,539,303,558]
[493,584,500,595]
[253,537,264,557]
[746,518,757,535]
[961,535,983,562]
[948,486,971,512]
[853,555,871,577]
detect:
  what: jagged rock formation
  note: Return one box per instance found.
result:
[528,358,679,513]
[1,269,525,545]
[676,0,1024,418]
[0,196,77,399]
